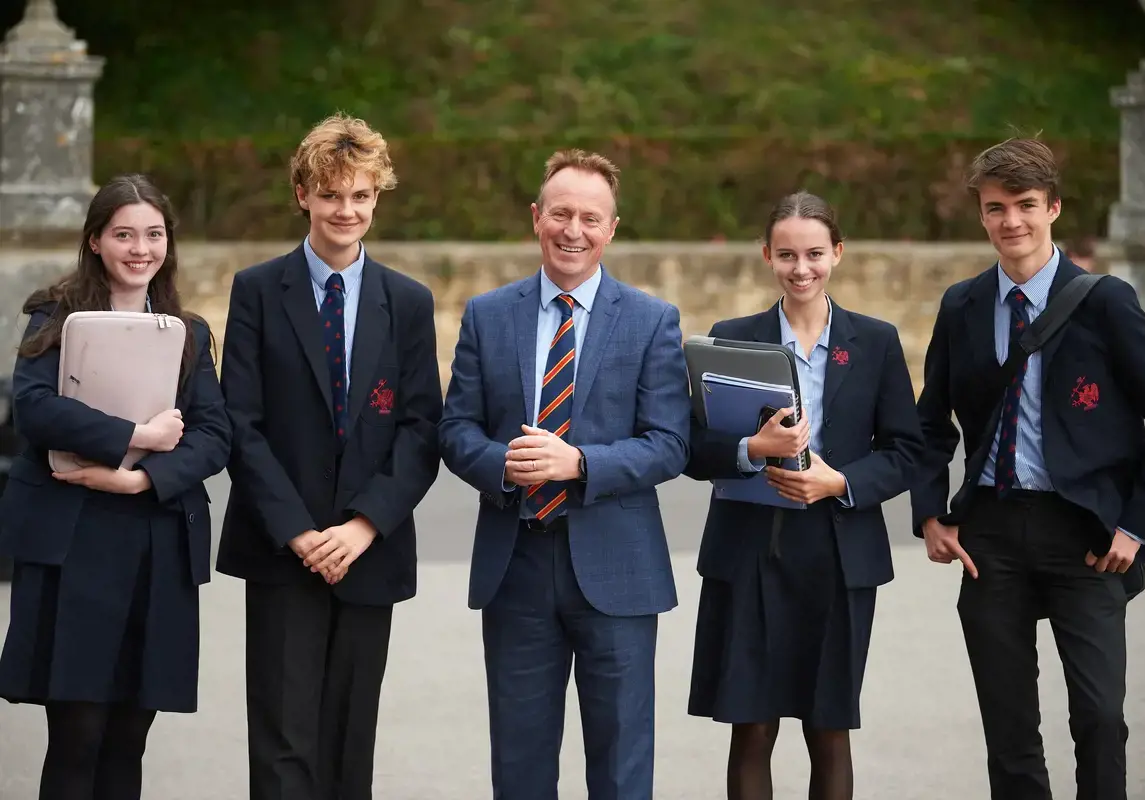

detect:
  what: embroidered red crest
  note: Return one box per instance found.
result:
[369,379,394,415]
[1071,377,1099,412]
[831,346,849,366]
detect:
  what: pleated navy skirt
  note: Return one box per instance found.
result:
[687,501,877,730]
[0,491,200,713]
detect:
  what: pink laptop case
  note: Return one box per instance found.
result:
[49,311,186,473]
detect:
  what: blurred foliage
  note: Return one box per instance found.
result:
[7,0,1144,239]
[97,136,1121,242]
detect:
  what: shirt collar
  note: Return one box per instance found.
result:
[996,246,1059,311]
[540,265,601,312]
[778,295,833,352]
[304,235,366,294]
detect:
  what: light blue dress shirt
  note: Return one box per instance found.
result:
[737,298,854,508]
[530,267,601,425]
[978,249,1057,491]
[503,267,602,509]
[978,248,1142,544]
[304,235,365,392]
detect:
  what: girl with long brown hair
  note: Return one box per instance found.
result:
[0,175,230,800]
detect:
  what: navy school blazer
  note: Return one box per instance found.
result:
[0,305,231,587]
[912,255,1145,596]
[215,247,443,607]
[683,300,925,589]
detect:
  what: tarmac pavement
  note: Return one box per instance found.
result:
[2,465,1145,799]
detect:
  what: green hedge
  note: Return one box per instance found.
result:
[95,135,1120,242]
[37,0,1141,240]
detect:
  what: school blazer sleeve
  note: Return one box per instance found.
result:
[910,294,962,534]
[1096,278,1145,537]
[836,325,924,511]
[11,308,136,468]
[220,270,317,547]
[682,319,755,482]
[344,283,442,539]
[135,321,231,504]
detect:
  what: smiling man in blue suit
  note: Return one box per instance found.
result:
[439,150,691,799]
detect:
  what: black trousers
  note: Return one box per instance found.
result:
[957,489,1129,800]
[245,581,394,800]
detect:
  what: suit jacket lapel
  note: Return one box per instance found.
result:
[964,269,1000,373]
[752,302,782,345]
[514,276,541,423]
[822,301,859,413]
[958,268,1019,491]
[571,271,621,421]
[345,260,392,436]
[281,246,333,418]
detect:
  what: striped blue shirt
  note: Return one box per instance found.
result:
[979,249,1057,491]
[532,267,600,425]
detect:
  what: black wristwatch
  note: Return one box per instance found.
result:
[577,448,588,482]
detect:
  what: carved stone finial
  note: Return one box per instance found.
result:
[2,0,88,60]
[0,0,105,239]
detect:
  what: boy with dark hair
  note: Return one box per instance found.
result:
[913,137,1144,800]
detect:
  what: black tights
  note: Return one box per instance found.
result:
[727,721,853,800]
[39,701,156,800]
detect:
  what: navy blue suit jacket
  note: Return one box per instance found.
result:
[0,306,231,587]
[684,301,924,589]
[913,256,1145,561]
[215,245,442,607]
[438,270,692,616]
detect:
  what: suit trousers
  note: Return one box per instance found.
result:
[245,580,394,800]
[957,488,1128,800]
[481,519,659,800]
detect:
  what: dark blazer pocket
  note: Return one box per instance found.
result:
[0,473,37,535]
[182,488,213,586]
[0,457,48,535]
[0,460,83,563]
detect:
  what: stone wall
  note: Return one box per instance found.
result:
[0,241,1125,393]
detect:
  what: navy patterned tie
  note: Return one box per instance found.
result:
[320,273,348,442]
[526,294,576,523]
[995,286,1030,494]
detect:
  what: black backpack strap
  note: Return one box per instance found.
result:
[1019,272,1106,355]
[958,273,1106,506]
[992,273,1106,392]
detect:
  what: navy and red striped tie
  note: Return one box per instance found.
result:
[995,286,1029,494]
[526,294,576,523]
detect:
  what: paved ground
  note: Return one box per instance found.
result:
[2,462,1145,799]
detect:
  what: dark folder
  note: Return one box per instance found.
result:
[683,334,810,471]
[700,373,807,509]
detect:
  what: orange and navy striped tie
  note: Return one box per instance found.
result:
[526,293,576,523]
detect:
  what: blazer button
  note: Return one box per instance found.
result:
[187,513,195,523]
[826,448,834,458]
[324,468,333,479]
[824,418,832,428]
[834,513,842,522]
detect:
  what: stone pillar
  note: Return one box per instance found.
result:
[1110,61,1145,248]
[0,0,104,241]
